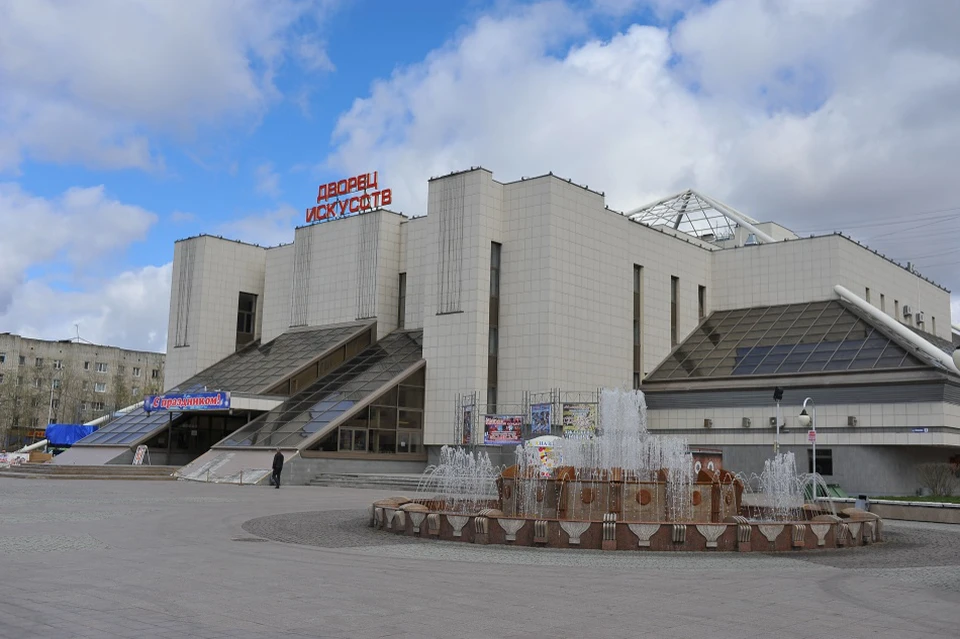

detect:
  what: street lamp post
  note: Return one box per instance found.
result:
[798,397,817,493]
[773,387,784,455]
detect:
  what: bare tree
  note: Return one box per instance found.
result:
[0,372,43,448]
[51,358,84,424]
[111,366,132,413]
[145,360,165,395]
[916,462,958,497]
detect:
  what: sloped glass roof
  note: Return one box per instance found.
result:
[646,300,927,381]
[170,321,372,395]
[76,410,184,447]
[218,330,424,449]
[75,322,373,448]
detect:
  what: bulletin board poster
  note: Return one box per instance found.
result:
[461,405,474,445]
[562,403,597,437]
[530,403,552,435]
[484,415,523,445]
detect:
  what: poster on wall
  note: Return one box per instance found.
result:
[484,415,523,445]
[461,405,474,446]
[562,403,597,438]
[530,403,552,435]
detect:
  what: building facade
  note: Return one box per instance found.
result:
[0,333,165,448]
[62,168,959,495]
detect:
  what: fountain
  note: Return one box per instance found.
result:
[370,388,882,551]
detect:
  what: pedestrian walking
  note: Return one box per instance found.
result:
[271,447,284,489]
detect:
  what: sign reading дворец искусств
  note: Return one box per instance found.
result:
[305,171,392,223]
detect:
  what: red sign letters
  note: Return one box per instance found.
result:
[305,171,392,223]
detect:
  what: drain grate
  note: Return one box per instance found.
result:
[232,537,269,542]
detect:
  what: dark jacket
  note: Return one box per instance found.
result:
[272,452,284,472]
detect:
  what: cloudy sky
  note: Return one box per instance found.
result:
[1,0,958,352]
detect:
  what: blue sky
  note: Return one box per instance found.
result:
[1,0,958,351]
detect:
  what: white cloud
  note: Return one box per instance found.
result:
[0,182,164,351]
[0,264,172,352]
[254,162,282,197]
[0,183,157,314]
[326,0,960,321]
[170,211,196,224]
[0,0,334,172]
[216,205,299,247]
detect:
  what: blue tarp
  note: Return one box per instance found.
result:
[45,424,97,446]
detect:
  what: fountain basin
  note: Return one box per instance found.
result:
[371,501,883,552]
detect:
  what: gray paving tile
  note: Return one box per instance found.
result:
[1,478,959,638]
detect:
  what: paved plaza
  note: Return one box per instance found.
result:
[1,478,958,639]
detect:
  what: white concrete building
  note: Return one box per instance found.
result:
[62,168,960,495]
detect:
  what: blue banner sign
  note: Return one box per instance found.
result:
[144,392,230,412]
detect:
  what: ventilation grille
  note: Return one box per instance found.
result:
[174,241,196,347]
[289,229,312,327]
[437,174,465,314]
[356,213,379,320]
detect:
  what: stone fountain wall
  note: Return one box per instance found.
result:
[372,499,884,552]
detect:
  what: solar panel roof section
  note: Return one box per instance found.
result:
[170,321,374,395]
[74,410,184,447]
[218,330,424,450]
[646,300,927,381]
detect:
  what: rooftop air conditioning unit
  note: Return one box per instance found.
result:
[703,418,713,429]
[769,417,778,427]
[742,417,751,428]
[916,311,925,324]
[848,416,858,427]
[902,305,913,319]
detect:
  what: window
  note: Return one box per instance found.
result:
[117,365,125,375]
[0,373,4,384]
[51,398,59,410]
[82,381,89,391]
[808,448,833,476]
[133,366,141,377]
[487,243,502,413]
[932,316,936,335]
[96,362,108,373]
[865,287,871,303]
[19,355,25,366]
[894,300,900,320]
[34,378,42,388]
[52,379,61,390]
[0,352,5,364]
[151,369,160,379]
[397,272,407,329]
[95,382,106,393]
[489,242,501,298]
[698,285,706,319]
[84,361,90,370]
[54,359,62,369]
[670,276,679,347]
[488,327,499,356]
[35,357,43,367]
[80,401,88,412]
[486,386,498,415]
[633,264,644,389]
[236,291,258,350]
[880,294,885,312]
[92,401,105,411]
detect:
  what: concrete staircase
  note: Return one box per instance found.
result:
[307,472,425,492]
[0,463,179,481]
